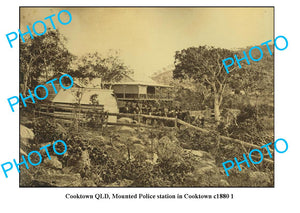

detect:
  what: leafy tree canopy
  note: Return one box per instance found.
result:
[20,29,73,94]
[173,46,237,122]
[69,50,133,86]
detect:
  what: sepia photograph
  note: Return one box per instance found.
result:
[19,7,274,187]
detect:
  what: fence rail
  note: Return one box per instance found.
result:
[22,102,274,164]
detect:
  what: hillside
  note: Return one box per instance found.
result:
[20,119,273,187]
[151,65,174,85]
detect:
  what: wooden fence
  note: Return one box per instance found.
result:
[25,102,104,122]
[177,119,274,164]
[22,102,274,164]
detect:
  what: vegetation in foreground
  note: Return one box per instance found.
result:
[20,111,273,187]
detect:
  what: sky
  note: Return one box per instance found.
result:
[20,7,273,81]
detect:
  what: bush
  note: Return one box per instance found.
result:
[33,118,62,143]
[86,110,108,128]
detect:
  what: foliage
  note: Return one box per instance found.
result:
[171,78,212,110]
[61,135,88,167]
[25,118,274,187]
[177,128,216,152]
[155,156,194,186]
[57,127,196,186]
[229,45,274,96]
[165,44,274,123]
[173,46,237,122]
[86,94,108,127]
[218,104,273,146]
[20,29,133,93]
[32,118,62,143]
[69,50,133,87]
[20,29,73,94]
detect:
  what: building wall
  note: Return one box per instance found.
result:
[139,85,147,94]
[112,85,139,94]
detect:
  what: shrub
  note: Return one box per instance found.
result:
[33,118,61,143]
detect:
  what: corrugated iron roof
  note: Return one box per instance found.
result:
[111,81,172,88]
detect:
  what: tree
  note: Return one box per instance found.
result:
[20,29,73,94]
[173,46,236,123]
[170,78,211,110]
[69,50,133,88]
[229,45,274,98]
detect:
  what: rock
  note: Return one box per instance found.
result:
[158,136,172,144]
[40,142,52,148]
[135,134,150,145]
[96,135,105,142]
[62,166,73,174]
[131,144,147,160]
[179,125,188,131]
[188,150,215,164]
[182,148,223,186]
[20,125,34,140]
[104,144,114,151]
[248,171,271,186]
[184,149,215,163]
[133,143,145,151]
[194,165,216,176]
[106,179,134,187]
[82,179,97,187]
[33,173,82,187]
[20,125,34,147]
[22,120,34,128]
[44,156,62,169]
[219,179,230,186]
[76,150,91,169]
[20,148,27,156]
[189,150,204,157]
[119,126,135,134]
[156,136,182,159]
[152,153,158,164]
[118,117,133,123]
[113,142,126,148]
[20,168,33,186]
[128,136,142,144]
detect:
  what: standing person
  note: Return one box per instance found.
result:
[128,102,134,113]
[135,103,141,123]
[175,106,179,118]
[141,103,146,114]
[124,102,129,113]
[167,107,172,117]
[179,106,183,119]
[157,108,164,126]
[137,103,141,114]
[148,105,152,115]
[141,103,148,123]
[200,115,205,128]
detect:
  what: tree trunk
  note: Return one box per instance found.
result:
[214,94,221,124]
[23,78,28,95]
[127,146,130,161]
[22,74,30,95]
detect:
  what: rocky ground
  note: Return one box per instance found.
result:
[20,118,273,187]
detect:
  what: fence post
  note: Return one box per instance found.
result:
[33,107,36,125]
[52,103,56,125]
[46,104,49,114]
[78,103,81,128]
[138,113,141,124]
